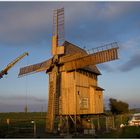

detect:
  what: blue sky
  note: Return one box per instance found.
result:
[0,2,140,112]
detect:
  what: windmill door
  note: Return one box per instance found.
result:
[76,86,90,114]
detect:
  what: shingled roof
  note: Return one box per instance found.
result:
[63,41,101,75]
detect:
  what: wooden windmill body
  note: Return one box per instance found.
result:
[19,8,119,133]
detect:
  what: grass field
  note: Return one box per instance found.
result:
[0,112,140,138]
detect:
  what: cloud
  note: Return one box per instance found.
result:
[0,2,140,46]
[0,2,97,45]
[0,102,47,112]
[0,95,46,104]
[99,2,139,20]
[66,2,140,48]
[120,36,140,54]
[117,36,140,72]
[119,53,140,72]
[0,2,52,45]
[0,95,47,112]
[98,63,114,73]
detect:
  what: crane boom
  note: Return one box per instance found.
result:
[0,52,28,79]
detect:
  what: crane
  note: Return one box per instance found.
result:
[0,52,28,79]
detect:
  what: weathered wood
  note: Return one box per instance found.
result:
[46,72,59,132]
[52,35,58,55]
[60,47,118,72]
[18,58,52,77]
[60,70,103,115]
[59,52,86,63]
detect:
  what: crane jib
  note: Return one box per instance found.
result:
[0,52,28,79]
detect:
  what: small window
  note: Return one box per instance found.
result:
[80,98,88,109]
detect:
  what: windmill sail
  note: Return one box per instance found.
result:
[52,8,65,55]
[18,58,52,77]
[59,52,86,64]
[60,47,119,72]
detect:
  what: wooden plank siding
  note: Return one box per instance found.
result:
[60,70,103,115]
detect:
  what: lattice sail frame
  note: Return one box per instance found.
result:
[52,8,65,55]
[53,8,64,46]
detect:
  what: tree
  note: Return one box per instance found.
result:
[109,98,129,114]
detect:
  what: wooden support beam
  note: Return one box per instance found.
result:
[69,115,76,124]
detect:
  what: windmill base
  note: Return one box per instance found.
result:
[46,113,104,135]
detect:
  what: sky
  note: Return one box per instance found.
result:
[0,1,140,112]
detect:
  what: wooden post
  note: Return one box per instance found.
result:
[34,121,36,138]
[74,70,77,134]
[91,118,95,135]
[31,121,36,138]
[6,118,10,125]
[97,115,100,130]
[6,118,10,134]
[106,117,109,132]
[66,116,69,136]
[58,115,62,134]
[120,115,122,124]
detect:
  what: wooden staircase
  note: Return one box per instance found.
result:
[46,72,60,133]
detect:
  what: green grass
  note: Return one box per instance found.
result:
[120,126,140,138]
[0,112,46,119]
[98,126,140,138]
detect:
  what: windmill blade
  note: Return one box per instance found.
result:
[18,58,52,77]
[60,47,119,72]
[59,52,86,64]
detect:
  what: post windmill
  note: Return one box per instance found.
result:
[18,8,119,133]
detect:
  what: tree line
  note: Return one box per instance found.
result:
[109,98,129,114]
